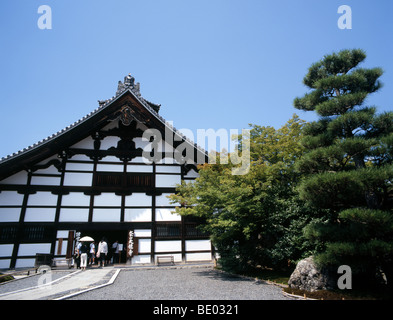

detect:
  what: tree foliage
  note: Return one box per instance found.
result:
[169,115,327,272]
[294,49,393,288]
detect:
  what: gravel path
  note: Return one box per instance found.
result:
[0,270,73,295]
[69,266,292,300]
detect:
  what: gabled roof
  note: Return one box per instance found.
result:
[0,74,207,180]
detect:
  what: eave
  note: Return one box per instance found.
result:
[0,86,207,180]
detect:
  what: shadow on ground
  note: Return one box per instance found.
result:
[193,269,267,285]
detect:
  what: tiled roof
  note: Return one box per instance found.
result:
[0,74,207,165]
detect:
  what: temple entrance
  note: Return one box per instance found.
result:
[76,229,129,264]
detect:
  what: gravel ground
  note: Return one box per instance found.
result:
[69,266,292,300]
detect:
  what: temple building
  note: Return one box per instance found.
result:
[0,74,212,269]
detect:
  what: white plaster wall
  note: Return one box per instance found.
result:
[69,154,91,161]
[96,163,123,172]
[185,252,212,261]
[27,192,58,206]
[155,209,181,222]
[59,208,89,222]
[0,259,11,269]
[156,193,178,207]
[61,192,90,206]
[55,240,68,256]
[124,208,152,222]
[125,193,152,207]
[127,165,153,173]
[155,174,181,188]
[133,137,152,151]
[70,136,94,149]
[65,162,94,171]
[34,165,59,175]
[15,259,35,268]
[0,244,14,257]
[56,230,70,238]
[157,157,180,165]
[92,208,121,222]
[0,191,24,206]
[0,171,27,185]
[24,208,56,222]
[102,156,121,162]
[18,243,51,256]
[94,193,121,206]
[185,240,211,252]
[155,240,181,253]
[100,136,120,150]
[184,169,199,178]
[30,176,61,186]
[0,208,21,222]
[134,229,151,237]
[63,172,93,186]
[132,255,150,264]
[138,239,151,253]
[156,166,181,174]
[130,156,149,164]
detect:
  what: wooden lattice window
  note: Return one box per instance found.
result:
[94,172,154,189]
[0,226,18,242]
[155,223,181,238]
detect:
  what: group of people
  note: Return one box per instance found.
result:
[75,237,121,271]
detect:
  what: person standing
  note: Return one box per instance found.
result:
[106,241,112,265]
[75,241,82,269]
[97,237,108,267]
[89,242,96,266]
[79,242,89,271]
[112,240,119,264]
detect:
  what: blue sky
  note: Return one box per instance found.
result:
[0,0,392,158]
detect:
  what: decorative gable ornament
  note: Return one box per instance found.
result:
[119,105,133,126]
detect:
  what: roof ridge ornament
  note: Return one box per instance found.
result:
[99,73,141,108]
[117,73,141,97]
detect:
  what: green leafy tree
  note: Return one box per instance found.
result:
[169,115,326,273]
[294,49,393,288]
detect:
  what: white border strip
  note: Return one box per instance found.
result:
[54,269,121,300]
[0,270,81,298]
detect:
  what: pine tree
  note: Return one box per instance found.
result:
[294,49,393,289]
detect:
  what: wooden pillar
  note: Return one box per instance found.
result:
[10,171,32,269]
[150,162,156,264]
[66,231,75,259]
[180,164,186,262]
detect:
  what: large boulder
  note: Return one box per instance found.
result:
[288,256,336,292]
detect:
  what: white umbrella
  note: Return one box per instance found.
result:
[79,236,94,242]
